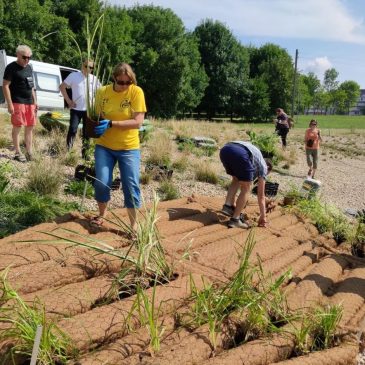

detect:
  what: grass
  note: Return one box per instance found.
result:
[157,179,180,201]
[182,231,291,350]
[26,158,64,196]
[293,304,343,355]
[0,190,77,238]
[65,179,94,198]
[146,130,172,167]
[133,281,164,353]
[194,161,219,184]
[0,268,77,364]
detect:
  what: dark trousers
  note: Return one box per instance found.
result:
[66,109,90,159]
[276,127,289,147]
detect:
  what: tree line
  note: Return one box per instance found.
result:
[0,0,362,119]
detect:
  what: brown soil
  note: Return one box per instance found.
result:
[0,195,364,365]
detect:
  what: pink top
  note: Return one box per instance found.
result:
[305,128,321,150]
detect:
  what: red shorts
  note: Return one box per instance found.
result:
[11,103,37,127]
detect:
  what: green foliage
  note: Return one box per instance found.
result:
[26,159,63,196]
[133,281,164,353]
[194,19,249,119]
[293,198,351,243]
[294,304,343,355]
[65,180,94,198]
[246,130,280,163]
[0,268,77,364]
[182,231,291,349]
[0,190,77,238]
[128,5,207,118]
[157,179,180,201]
[249,43,294,115]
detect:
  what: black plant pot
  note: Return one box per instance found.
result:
[74,164,95,183]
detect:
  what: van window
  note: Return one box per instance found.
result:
[34,72,60,93]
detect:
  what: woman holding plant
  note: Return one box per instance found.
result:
[305,119,322,179]
[91,63,146,230]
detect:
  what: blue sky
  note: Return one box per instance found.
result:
[110,0,365,88]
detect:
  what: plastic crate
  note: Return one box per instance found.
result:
[252,182,279,198]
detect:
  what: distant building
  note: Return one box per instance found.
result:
[349,89,365,115]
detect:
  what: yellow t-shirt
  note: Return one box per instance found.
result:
[95,84,147,150]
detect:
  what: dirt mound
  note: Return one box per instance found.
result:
[0,195,364,364]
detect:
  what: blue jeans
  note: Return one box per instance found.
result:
[94,145,141,208]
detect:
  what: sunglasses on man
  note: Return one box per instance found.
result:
[22,55,31,60]
[115,80,132,86]
[84,64,94,70]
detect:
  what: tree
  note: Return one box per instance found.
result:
[249,43,294,117]
[194,19,249,119]
[337,80,361,114]
[244,77,270,121]
[0,0,76,65]
[323,68,339,114]
[127,5,206,118]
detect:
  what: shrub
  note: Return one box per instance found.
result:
[158,179,180,201]
[195,162,219,184]
[26,158,63,196]
[246,130,281,164]
[65,180,94,198]
[172,156,188,172]
[63,150,79,167]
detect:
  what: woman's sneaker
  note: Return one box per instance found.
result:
[221,204,235,217]
[228,215,249,229]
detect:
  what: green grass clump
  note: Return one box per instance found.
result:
[0,269,77,364]
[181,231,291,350]
[157,179,180,201]
[26,159,63,196]
[294,304,343,355]
[293,198,350,243]
[0,191,77,238]
[65,180,94,198]
[195,162,219,184]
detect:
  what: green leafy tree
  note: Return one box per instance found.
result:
[194,19,249,120]
[249,43,294,117]
[127,5,206,118]
[337,80,361,114]
[0,0,76,65]
[323,68,339,114]
[244,77,270,121]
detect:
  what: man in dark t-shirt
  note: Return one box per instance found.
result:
[2,45,38,162]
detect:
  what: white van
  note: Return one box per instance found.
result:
[0,49,77,110]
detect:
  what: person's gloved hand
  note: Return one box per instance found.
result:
[94,119,111,137]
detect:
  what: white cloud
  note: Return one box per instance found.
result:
[113,0,365,44]
[303,56,333,80]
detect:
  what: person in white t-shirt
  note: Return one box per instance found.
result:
[60,60,100,159]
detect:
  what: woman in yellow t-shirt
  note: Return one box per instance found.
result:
[91,63,147,230]
[304,119,322,179]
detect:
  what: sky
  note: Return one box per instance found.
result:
[109,0,365,88]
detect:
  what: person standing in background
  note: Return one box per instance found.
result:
[274,108,290,149]
[2,45,37,162]
[60,60,100,159]
[305,119,322,179]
